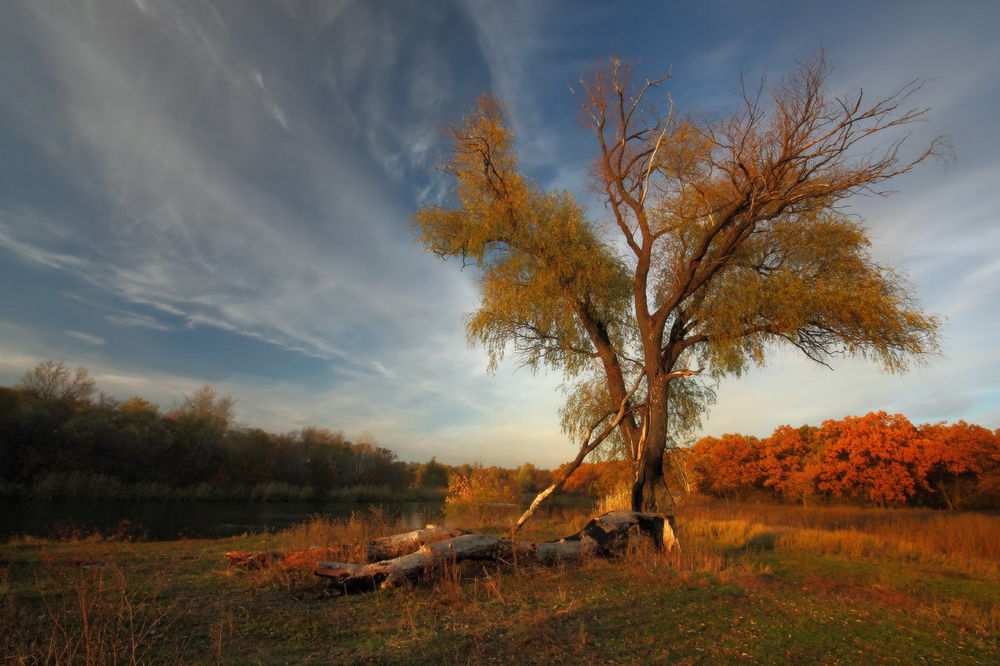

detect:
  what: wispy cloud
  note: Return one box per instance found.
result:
[64,331,106,346]
[105,313,172,332]
[0,0,996,467]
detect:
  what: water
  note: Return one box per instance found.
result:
[0,500,445,541]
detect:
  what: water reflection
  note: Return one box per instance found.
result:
[0,501,445,541]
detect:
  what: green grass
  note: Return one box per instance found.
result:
[2,502,997,664]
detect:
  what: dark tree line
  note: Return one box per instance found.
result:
[0,362,452,501]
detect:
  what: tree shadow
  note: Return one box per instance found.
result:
[724,531,780,558]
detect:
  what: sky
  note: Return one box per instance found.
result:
[1,0,998,467]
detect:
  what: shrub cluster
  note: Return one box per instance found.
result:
[687,411,1000,509]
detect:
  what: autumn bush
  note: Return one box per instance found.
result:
[442,465,520,525]
[689,412,1000,509]
[555,460,630,499]
[445,465,519,505]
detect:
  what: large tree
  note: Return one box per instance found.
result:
[415,56,941,522]
[19,360,96,403]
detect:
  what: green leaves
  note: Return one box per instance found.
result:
[691,212,939,377]
[415,97,631,378]
[414,56,941,512]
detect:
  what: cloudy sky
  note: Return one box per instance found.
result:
[1,0,997,466]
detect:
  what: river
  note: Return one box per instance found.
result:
[0,500,446,541]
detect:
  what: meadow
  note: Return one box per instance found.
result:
[2,497,997,664]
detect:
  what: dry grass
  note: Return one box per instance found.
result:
[3,498,997,663]
[238,507,403,589]
[594,484,631,515]
[678,496,1000,574]
[275,506,400,558]
[2,561,180,665]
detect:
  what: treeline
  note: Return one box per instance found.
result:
[0,361,474,502]
[687,411,1000,509]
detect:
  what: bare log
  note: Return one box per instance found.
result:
[313,511,676,595]
[367,525,467,561]
[224,527,467,572]
[226,512,678,594]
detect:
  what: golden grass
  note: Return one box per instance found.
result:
[4,498,998,662]
[677,496,1000,574]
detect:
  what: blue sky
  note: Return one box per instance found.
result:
[1,0,997,466]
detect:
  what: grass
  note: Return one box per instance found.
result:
[1,498,997,663]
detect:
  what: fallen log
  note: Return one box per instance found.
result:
[225,524,467,572]
[226,511,677,594]
[367,524,467,561]
[314,510,676,595]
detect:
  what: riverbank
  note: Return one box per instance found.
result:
[2,500,997,663]
[0,473,447,504]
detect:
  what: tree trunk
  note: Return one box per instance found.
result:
[935,480,955,511]
[631,379,673,513]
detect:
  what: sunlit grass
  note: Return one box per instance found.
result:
[2,500,998,663]
[678,495,1000,572]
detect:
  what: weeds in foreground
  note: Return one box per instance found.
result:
[2,562,181,665]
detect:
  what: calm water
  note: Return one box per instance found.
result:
[0,500,445,541]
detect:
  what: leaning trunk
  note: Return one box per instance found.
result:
[631,379,673,513]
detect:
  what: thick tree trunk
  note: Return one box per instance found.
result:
[631,379,673,513]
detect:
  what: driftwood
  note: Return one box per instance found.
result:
[367,525,467,561]
[314,511,677,595]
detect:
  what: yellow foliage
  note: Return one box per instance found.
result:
[445,465,519,505]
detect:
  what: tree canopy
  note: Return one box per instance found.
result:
[415,54,942,520]
[19,359,96,403]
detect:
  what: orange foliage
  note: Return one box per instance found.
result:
[816,411,929,505]
[688,412,999,510]
[760,425,821,504]
[555,460,629,497]
[445,465,519,505]
[919,421,1000,509]
[690,434,763,497]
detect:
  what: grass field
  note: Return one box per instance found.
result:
[2,498,998,664]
